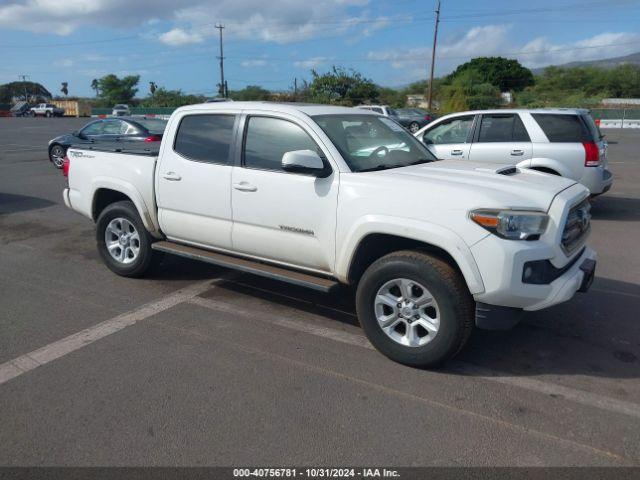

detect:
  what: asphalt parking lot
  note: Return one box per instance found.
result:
[1,117,639,467]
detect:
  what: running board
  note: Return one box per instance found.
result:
[152,241,339,292]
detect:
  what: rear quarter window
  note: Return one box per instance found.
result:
[532,114,593,142]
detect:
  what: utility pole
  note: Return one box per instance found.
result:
[19,74,29,102]
[426,0,441,110]
[215,24,226,98]
[294,77,298,101]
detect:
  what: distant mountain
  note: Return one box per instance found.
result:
[532,52,640,74]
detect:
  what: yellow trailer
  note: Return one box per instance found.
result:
[51,100,92,117]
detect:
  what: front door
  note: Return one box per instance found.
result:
[231,114,338,272]
[419,115,475,160]
[156,113,237,249]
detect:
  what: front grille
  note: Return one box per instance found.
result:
[561,199,591,254]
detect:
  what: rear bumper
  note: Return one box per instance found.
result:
[580,167,613,195]
[62,188,71,209]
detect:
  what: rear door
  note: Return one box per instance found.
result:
[156,112,238,250]
[418,114,476,160]
[468,113,532,164]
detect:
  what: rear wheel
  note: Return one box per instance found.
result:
[96,201,155,277]
[356,250,474,367]
[49,144,66,168]
[409,122,420,133]
[45,111,52,118]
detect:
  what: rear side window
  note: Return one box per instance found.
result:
[532,114,592,142]
[174,114,235,164]
[477,114,530,142]
[244,116,317,172]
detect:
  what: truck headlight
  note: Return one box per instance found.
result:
[470,209,549,240]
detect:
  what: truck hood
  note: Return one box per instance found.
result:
[375,159,577,211]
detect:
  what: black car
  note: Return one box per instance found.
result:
[392,108,437,133]
[48,117,168,168]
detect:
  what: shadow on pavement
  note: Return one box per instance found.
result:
[591,195,640,222]
[147,254,640,380]
[0,192,54,215]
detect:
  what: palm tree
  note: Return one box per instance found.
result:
[90,78,99,97]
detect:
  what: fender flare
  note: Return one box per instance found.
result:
[336,215,485,295]
[90,177,160,236]
[528,158,570,177]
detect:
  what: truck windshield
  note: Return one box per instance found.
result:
[312,114,437,172]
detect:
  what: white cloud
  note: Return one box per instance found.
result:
[517,32,640,68]
[294,57,327,68]
[368,25,640,83]
[159,27,203,46]
[0,0,378,45]
[241,59,268,67]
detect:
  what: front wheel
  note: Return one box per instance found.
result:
[356,250,474,367]
[96,201,155,277]
[45,111,52,118]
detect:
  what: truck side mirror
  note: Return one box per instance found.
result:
[282,150,330,177]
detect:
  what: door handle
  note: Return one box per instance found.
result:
[450,149,463,156]
[510,149,524,156]
[162,171,182,181]
[233,182,257,192]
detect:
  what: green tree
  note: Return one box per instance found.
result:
[450,57,534,92]
[308,66,379,105]
[96,74,140,105]
[0,81,51,103]
[440,69,501,112]
[140,87,204,107]
[229,85,271,101]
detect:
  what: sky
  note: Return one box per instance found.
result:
[0,0,639,98]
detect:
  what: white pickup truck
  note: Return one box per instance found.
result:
[63,102,596,367]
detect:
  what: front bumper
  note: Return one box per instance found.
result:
[474,250,596,330]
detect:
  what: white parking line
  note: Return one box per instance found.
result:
[0,280,214,386]
[189,295,640,421]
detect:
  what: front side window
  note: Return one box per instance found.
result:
[174,114,235,164]
[244,117,317,171]
[423,116,474,145]
[313,114,436,172]
[477,114,530,142]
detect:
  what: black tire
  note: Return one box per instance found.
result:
[96,201,155,277]
[49,144,66,168]
[409,122,420,133]
[46,111,52,118]
[356,250,474,368]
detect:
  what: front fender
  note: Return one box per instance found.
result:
[336,215,485,294]
[91,177,160,236]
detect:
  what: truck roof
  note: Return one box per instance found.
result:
[173,101,368,117]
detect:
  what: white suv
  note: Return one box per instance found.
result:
[415,109,613,195]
